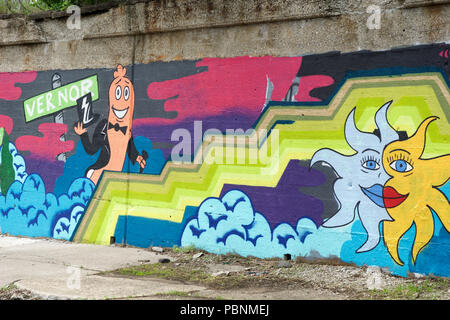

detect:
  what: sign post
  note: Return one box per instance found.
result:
[52,73,66,162]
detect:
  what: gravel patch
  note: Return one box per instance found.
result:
[155,248,450,300]
[0,284,42,300]
[2,245,448,300]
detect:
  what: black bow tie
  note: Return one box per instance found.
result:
[109,122,127,135]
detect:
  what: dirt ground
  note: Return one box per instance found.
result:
[1,245,449,300]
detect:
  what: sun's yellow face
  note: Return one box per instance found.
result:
[382,117,450,266]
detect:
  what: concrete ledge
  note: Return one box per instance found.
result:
[0,0,343,46]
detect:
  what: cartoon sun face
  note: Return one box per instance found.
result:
[382,116,450,265]
[108,65,135,127]
[311,101,399,253]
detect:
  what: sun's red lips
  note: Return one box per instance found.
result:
[383,186,408,208]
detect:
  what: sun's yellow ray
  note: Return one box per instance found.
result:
[411,207,435,264]
[427,156,450,188]
[383,217,413,266]
[383,116,450,266]
[428,187,450,232]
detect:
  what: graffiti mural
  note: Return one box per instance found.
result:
[73,65,147,185]
[0,43,449,277]
[382,117,450,266]
[310,101,398,253]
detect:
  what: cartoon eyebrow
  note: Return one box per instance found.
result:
[113,78,121,85]
[362,148,380,154]
[389,148,411,155]
[124,79,130,84]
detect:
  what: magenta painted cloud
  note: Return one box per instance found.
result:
[0,71,37,101]
[138,56,302,126]
[16,123,74,161]
[294,75,334,102]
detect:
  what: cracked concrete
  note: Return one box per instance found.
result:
[1,235,448,300]
[0,235,205,300]
[0,235,348,300]
[1,235,334,300]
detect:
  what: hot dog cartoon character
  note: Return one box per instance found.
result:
[74,65,146,185]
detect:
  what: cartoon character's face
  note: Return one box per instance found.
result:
[108,67,135,126]
[381,117,441,210]
[382,123,429,188]
[381,139,417,208]
[357,147,391,208]
[310,101,399,253]
[381,116,450,266]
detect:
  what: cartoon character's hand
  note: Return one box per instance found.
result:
[136,155,146,169]
[74,122,86,135]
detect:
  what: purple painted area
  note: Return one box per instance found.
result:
[221,160,326,229]
[133,113,258,160]
[24,155,64,193]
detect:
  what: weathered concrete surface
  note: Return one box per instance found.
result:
[0,0,449,71]
[17,276,206,300]
[0,235,342,300]
[0,235,205,300]
[2,235,449,300]
[0,235,347,300]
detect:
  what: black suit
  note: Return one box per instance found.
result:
[80,118,140,176]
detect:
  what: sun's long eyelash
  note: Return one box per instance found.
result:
[361,155,381,166]
[387,153,414,167]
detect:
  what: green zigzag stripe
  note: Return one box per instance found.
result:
[73,73,450,245]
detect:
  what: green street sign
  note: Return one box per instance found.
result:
[23,75,99,122]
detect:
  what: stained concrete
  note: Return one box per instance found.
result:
[0,235,345,300]
[0,235,205,299]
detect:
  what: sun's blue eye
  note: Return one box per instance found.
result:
[362,160,380,170]
[390,159,413,172]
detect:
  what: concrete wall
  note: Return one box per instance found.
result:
[0,0,449,277]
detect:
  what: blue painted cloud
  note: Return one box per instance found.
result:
[181,189,352,259]
[53,205,85,240]
[0,172,94,239]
